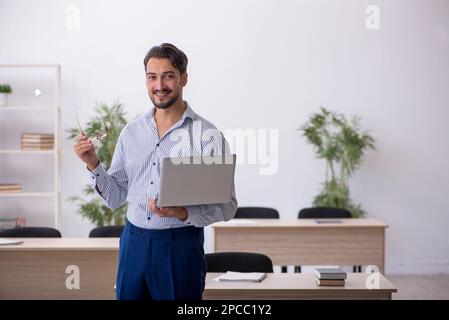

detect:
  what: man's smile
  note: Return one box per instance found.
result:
[154,90,172,99]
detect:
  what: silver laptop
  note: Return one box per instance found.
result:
[157,154,236,207]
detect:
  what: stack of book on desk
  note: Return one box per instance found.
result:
[314,267,347,286]
[0,183,22,193]
[21,133,54,150]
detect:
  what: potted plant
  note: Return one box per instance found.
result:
[0,84,13,107]
[300,107,376,217]
[67,100,128,226]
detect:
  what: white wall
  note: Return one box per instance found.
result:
[1,0,448,274]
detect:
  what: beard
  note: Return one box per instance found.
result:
[150,92,180,110]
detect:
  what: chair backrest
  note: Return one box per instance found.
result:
[298,207,352,219]
[89,225,124,238]
[0,227,62,237]
[234,207,279,219]
[205,252,273,273]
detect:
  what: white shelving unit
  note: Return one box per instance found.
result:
[0,64,61,229]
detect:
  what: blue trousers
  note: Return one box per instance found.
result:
[116,220,206,300]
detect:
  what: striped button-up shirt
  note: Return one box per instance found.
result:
[88,101,237,229]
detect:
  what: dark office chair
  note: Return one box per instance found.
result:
[0,227,62,237]
[205,252,273,273]
[296,207,361,272]
[234,207,280,219]
[89,225,124,238]
[298,207,352,219]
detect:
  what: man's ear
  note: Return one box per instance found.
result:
[180,72,188,87]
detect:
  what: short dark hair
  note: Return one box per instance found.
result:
[143,43,188,75]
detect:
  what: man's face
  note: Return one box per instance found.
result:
[146,57,187,109]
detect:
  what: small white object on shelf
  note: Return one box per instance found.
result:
[33,88,42,106]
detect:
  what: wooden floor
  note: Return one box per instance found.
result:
[388,274,449,300]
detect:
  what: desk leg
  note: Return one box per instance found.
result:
[381,228,385,274]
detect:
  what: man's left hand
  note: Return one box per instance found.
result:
[148,199,188,221]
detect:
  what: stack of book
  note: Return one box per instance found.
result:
[21,133,54,150]
[0,183,22,193]
[314,267,347,286]
[0,217,26,231]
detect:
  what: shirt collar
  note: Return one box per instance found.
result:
[144,100,196,127]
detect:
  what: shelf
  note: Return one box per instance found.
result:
[0,64,61,229]
[0,106,54,111]
[0,149,55,154]
[0,192,54,197]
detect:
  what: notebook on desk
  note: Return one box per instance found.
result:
[314,219,343,224]
[0,238,23,246]
[214,271,267,283]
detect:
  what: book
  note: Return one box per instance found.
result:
[21,136,54,141]
[21,143,54,147]
[0,218,26,230]
[0,189,22,193]
[0,184,22,193]
[21,140,54,144]
[21,146,53,150]
[21,133,54,138]
[0,218,18,230]
[314,219,343,224]
[214,271,267,282]
[314,267,347,280]
[316,279,345,286]
[0,183,22,189]
[21,136,54,140]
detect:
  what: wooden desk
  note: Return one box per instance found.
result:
[0,238,118,299]
[0,237,394,300]
[204,273,397,300]
[213,218,388,273]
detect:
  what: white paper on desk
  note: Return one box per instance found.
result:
[224,219,257,225]
[0,238,24,245]
[213,271,267,282]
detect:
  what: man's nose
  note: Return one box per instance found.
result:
[154,77,165,91]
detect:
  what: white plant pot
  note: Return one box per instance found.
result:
[0,93,8,107]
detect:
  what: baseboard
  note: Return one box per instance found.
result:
[386,261,449,275]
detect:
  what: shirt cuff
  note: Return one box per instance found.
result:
[184,205,202,226]
[87,162,107,195]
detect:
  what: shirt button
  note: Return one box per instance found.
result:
[96,174,99,177]
[148,216,151,220]
[156,143,160,147]
[150,181,153,185]
[153,162,156,166]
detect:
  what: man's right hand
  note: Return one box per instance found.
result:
[74,134,100,171]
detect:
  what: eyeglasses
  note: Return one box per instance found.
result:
[76,105,109,140]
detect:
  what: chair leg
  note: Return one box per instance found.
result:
[353,265,362,273]
[294,266,301,273]
[281,266,288,273]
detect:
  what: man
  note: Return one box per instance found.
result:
[74,43,237,300]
